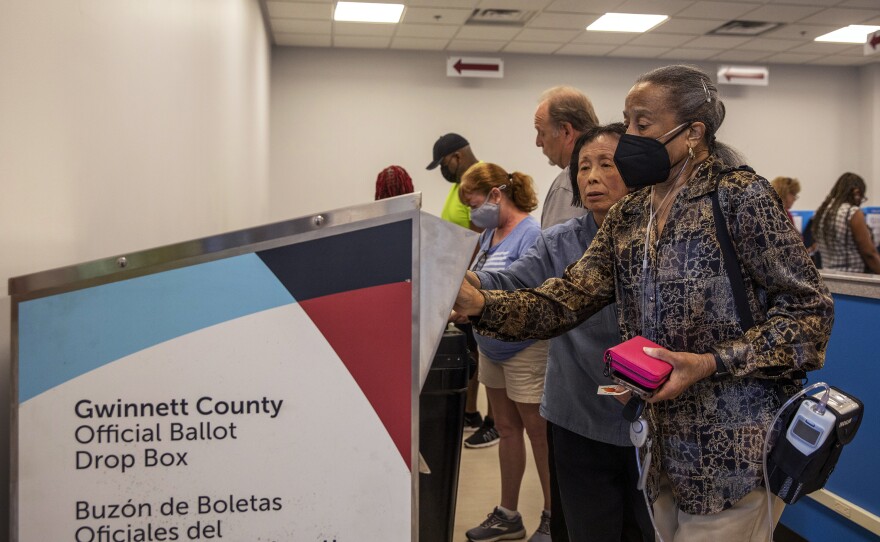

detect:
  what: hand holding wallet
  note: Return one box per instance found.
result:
[604,336,673,399]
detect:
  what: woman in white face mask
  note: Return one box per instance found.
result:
[458,163,553,542]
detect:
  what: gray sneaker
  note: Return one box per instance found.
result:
[464,422,500,448]
[527,510,551,542]
[466,507,526,542]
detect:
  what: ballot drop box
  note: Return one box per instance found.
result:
[9,193,476,541]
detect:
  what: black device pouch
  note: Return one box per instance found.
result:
[766,387,864,504]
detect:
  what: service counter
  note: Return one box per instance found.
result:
[778,271,880,541]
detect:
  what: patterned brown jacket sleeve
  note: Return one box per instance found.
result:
[475,199,620,341]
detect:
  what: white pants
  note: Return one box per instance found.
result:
[652,476,785,542]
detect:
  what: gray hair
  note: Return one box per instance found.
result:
[636,65,745,166]
[539,86,599,133]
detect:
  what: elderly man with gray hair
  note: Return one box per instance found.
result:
[534,86,599,229]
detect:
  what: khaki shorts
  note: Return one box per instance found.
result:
[478,341,549,404]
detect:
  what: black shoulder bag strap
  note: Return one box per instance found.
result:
[712,171,806,382]
[710,186,755,331]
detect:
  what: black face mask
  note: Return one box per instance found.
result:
[440,163,457,183]
[613,122,690,189]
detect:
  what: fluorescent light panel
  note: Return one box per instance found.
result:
[587,13,668,33]
[815,25,880,44]
[334,2,404,23]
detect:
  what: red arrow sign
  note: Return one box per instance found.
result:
[721,69,765,82]
[871,33,880,50]
[454,59,499,74]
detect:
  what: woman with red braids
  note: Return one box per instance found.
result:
[375,165,414,200]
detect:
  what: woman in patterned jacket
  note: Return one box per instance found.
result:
[454,64,834,541]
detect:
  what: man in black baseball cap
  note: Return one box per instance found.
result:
[427,133,469,170]
[427,132,479,230]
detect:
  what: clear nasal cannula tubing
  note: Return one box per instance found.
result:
[760,381,831,542]
[634,381,832,542]
[639,154,691,337]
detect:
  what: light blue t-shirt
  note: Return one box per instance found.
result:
[471,215,541,360]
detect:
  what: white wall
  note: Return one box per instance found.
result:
[0,0,271,536]
[861,63,880,200]
[270,47,877,222]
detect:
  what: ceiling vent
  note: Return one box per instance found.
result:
[466,8,535,27]
[708,20,784,37]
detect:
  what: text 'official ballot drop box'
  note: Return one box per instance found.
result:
[9,193,476,542]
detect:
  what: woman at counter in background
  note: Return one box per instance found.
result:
[812,172,880,274]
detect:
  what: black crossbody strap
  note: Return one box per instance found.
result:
[711,189,755,332]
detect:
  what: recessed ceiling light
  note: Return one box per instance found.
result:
[334,2,404,23]
[587,13,668,33]
[815,25,880,44]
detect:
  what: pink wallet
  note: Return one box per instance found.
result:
[603,336,672,398]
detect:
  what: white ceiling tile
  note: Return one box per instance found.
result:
[762,52,826,63]
[477,0,553,9]
[788,41,862,54]
[390,37,451,50]
[447,39,508,52]
[628,32,695,47]
[554,43,618,55]
[545,0,623,14]
[739,4,825,23]
[333,35,392,49]
[503,41,563,54]
[571,31,637,45]
[710,49,772,62]
[614,0,695,17]
[516,28,582,42]
[455,25,523,40]
[734,38,800,52]
[405,0,478,7]
[528,12,597,30]
[679,1,762,21]
[403,7,474,25]
[651,18,726,35]
[274,33,333,47]
[266,0,880,66]
[658,47,722,60]
[395,24,460,38]
[607,44,671,58]
[272,19,332,34]
[800,8,880,25]
[768,0,848,6]
[839,0,880,8]
[762,23,838,40]
[839,44,870,56]
[267,2,332,20]
[684,35,753,49]
[333,22,397,37]
[806,55,871,65]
